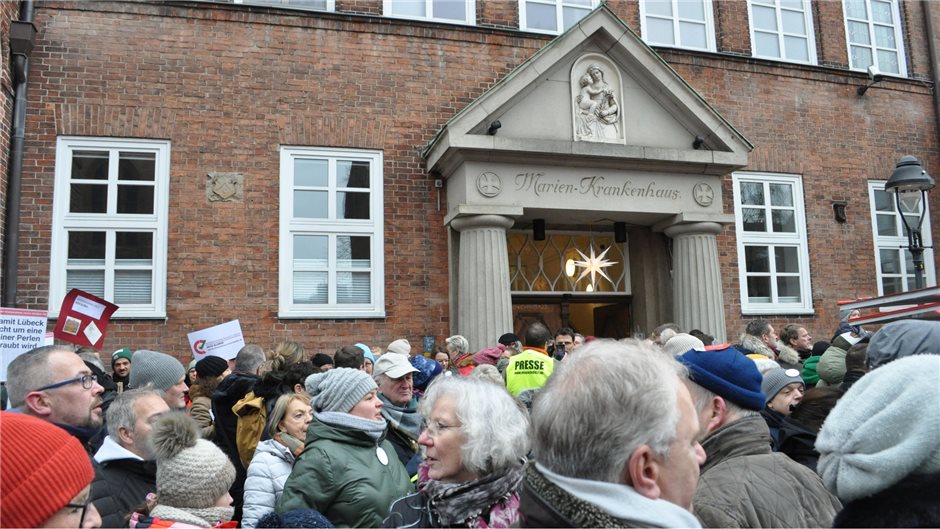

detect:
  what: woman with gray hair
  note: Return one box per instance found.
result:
[385,376,528,528]
[445,335,472,376]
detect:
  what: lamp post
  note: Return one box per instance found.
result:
[885,156,935,290]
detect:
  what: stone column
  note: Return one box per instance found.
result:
[449,214,514,353]
[664,222,727,343]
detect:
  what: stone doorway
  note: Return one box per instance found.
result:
[512,298,632,339]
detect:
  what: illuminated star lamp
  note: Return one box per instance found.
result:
[572,245,617,291]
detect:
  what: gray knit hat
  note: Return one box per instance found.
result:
[150,411,236,508]
[129,350,186,391]
[305,368,377,413]
[761,367,804,400]
[662,333,705,357]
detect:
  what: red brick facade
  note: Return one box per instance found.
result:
[2,0,938,356]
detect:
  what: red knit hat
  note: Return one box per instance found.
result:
[0,412,94,528]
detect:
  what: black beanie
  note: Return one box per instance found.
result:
[195,356,228,379]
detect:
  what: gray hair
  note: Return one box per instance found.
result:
[470,364,504,386]
[234,344,266,374]
[445,335,469,355]
[420,376,528,476]
[7,345,77,408]
[531,339,683,483]
[266,392,312,439]
[685,379,759,423]
[106,388,165,439]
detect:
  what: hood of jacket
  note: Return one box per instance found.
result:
[213,372,259,408]
[739,334,776,359]
[701,415,773,474]
[94,434,145,464]
[775,341,802,367]
[188,381,214,401]
[253,438,295,465]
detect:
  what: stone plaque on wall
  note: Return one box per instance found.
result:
[206,172,243,203]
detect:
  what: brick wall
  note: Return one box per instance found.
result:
[10,0,939,358]
[0,0,22,295]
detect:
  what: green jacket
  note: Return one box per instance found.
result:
[817,333,859,386]
[276,418,413,528]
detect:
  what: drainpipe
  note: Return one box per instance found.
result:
[2,0,36,307]
[925,1,940,158]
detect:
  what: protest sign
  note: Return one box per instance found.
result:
[0,308,49,381]
[187,320,245,361]
[52,289,119,349]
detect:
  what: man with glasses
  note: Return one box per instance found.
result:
[7,344,105,452]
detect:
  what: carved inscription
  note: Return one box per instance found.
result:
[514,172,681,200]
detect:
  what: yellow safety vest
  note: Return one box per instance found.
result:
[505,349,554,397]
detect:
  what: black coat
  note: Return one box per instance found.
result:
[777,417,820,472]
[834,472,940,527]
[210,371,259,521]
[90,458,157,528]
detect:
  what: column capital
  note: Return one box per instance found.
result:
[663,221,723,238]
[449,214,514,232]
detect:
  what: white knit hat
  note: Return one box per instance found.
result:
[816,355,940,502]
[662,333,705,357]
[150,411,236,508]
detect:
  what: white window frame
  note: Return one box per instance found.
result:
[639,0,717,52]
[278,146,385,319]
[842,0,907,77]
[382,0,475,25]
[867,181,935,295]
[233,0,335,11]
[518,0,600,35]
[49,137,170,319]
[748,0,817,65]
[732,172,813,315]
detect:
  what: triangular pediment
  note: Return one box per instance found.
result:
[424,5,751,178]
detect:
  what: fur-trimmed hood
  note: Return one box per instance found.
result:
[738,334,776,359]
[775,341,802,368]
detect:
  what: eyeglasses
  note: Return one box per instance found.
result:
[36,374,98,392]
[425,420,460,438]
[65,501,89,527]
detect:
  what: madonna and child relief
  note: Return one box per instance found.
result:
[572,57,624,144]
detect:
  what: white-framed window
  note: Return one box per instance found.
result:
[732,173,813,314]
[49,137,170,319]
[640,0,716,52]
[519,0,598,34]
[279,147,385,319]
[383,0,474,25]
[748,0,817,64]
[867,181,935,295]
[843,0,906,76]
[232,0,334,11]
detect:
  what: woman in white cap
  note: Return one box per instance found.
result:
[277,368,412,527]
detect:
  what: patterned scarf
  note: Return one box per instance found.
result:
[315,411,387,441]
[422,463,524,528]
[378,393,422,441]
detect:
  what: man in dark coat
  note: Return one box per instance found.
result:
[90,388,169,527]
[211,344,265,522]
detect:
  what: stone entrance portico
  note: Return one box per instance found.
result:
[424,6,751,351]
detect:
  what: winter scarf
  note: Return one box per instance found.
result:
[421,463,524,528]
[315,411,387,441]
[378,394,422,441]
[149,504,235,527]
[273,431,305,457]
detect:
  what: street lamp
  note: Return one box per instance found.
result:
[885,155,935,289]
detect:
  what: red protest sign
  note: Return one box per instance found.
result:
[53,289,119,349]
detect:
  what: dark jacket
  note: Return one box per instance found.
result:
[277,417,412,528]
[90,437,157,528]
[839,370,866,392]
[833,472,940,527]
[777,416,821,472]
[693,415,841,528]
[759,407,786,450]
[211,371,260,520]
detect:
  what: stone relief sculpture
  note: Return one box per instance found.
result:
[574,64,621,142]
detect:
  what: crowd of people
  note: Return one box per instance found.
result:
[1,317,938,528]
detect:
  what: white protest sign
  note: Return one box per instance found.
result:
[0,308,49,381]
[187,320,245,361]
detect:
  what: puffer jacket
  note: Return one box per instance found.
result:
[693,415,841,528]
[817,333,860,386]
[277,417,413,527]
[242,439,295,529]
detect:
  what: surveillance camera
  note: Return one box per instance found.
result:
[867,64,883,82]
